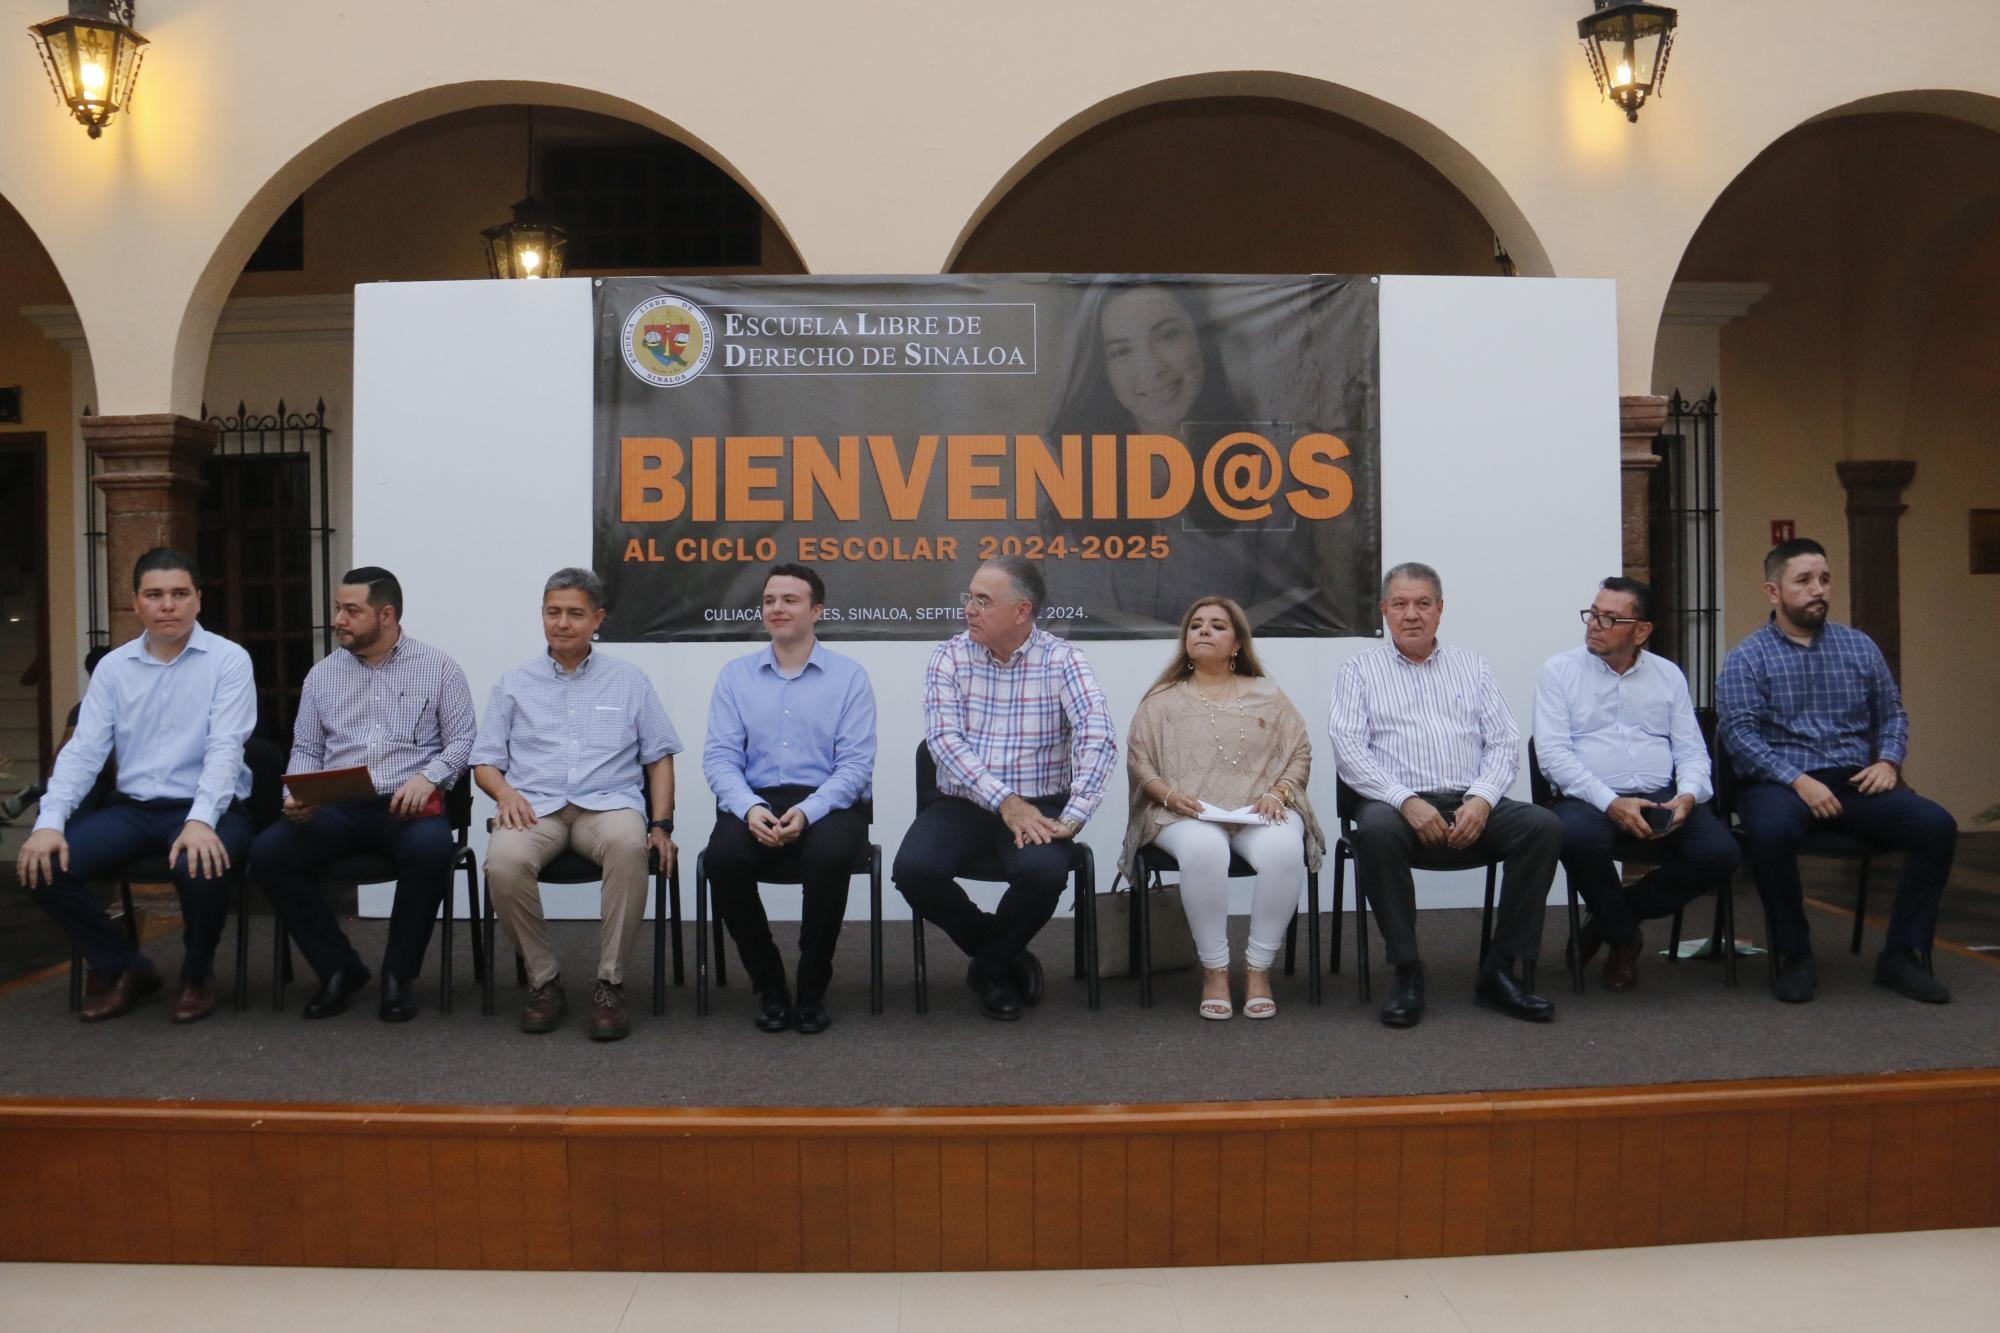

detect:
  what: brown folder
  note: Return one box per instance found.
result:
[281,766,378,805]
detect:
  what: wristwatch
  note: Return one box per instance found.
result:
[649,817,675,834]
[1058,815,1083,835]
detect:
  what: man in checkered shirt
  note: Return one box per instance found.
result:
[893,556,1116,1021]
[1718,537,1957,1006]
[252,566,476,1023]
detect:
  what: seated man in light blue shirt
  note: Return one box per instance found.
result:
[16,547,256,1024]
[702,563,876,1035]
[473,567,680,1041]
[1533,576,1738,992]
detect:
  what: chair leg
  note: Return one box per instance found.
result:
[1668,906,1685,963]
[1850,856,1872,956]
[1331,844,1346,977]
[1478,864,1497,968]
[439,870,454,1016]
[651,865,667,1018]
[480,871,497,1018]
[1566,868,1584,996]
[1134,860,1153,1010]
[713,901,727,989]
[1074,878,1088,981]
[869,847,884,1017]
[912,912,929,1014]
[1282,915,1297,976]
[668,857,685,987]
[694,851,711,1018]
[465,854,486,984]
[67,947,82,1014]
[1306,869,1322,1006]
[1357,880,1372,1003]
[1721,873,1739,989]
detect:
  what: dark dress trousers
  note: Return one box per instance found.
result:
[705,783,868,1002]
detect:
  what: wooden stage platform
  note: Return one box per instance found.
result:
[3,1067,1997,1271]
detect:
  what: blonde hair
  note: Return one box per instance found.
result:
[1144,596,1267,696]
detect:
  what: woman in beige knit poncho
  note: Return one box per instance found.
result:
[1122,597,1325,1019]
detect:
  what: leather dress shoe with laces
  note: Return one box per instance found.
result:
[754,987,794,1033]
[378,972,417,1023]
[1566,914,1606,973]
[171,977,217,1024]
[1601,932,1641,992]
[1874,948,1949,1004]
[1473,968,1555,1022]
[81,965,162,1022]
[589,980,631,1041]
[301,963,371,1020]
[1771,952,1817,1004]
[519,977,566,1033]
[1380,960,1425,1029]
[967,962,1023,1021]
[1008,951,1044,1007]
[793,999,833,1034]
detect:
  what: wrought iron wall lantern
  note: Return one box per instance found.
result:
[1577,0,1677,123]
[26,0,146,139]
[481,108,568,279]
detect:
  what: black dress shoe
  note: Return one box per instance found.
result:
[1771,951,1817,1004]
[1380,960,1425,1029]
[1566,914,1606,973]
[754,988,794,1033]
[301,963,371,1020]
[1874,948,1949,1004]
[378,972,417,1023]
[1008,951,1044,1007]
[1474,968,1555,1022]
[794,1000,833,1034]
[966,961,1023,1020]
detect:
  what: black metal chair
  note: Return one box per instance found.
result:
[910,741,1099,1012]
[66,736,286,1014]
[692,799,885,1016]
[269,775,487,1013]
[1329,775,1567,999]
[1526,735,1736,989]
[478,824,683,1019]
[1712,740,1924,974]
[1127,837,1322,1008]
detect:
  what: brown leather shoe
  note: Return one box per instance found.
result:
[588,980,630,1042]
[81,966,162,1022]
[171,977,217,1024]
[519,977,566,1034]
[1601,934,1641,992]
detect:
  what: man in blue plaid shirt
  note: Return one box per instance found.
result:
[1717,538,1956,1005]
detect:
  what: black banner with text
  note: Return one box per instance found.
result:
[593,274,1379,640]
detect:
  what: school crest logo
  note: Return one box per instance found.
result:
[621,295,714,387]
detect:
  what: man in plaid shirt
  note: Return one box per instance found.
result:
[893,556,1116,1020]
[1718,538,1956,1006]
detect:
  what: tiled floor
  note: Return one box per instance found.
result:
[3,1228,1995,1332]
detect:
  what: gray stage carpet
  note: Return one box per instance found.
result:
[2,898,1996,1109]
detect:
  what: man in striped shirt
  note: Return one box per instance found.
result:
[893,556,1116,1020]
[1329,562,1560,1027]
[1718,538,1955,1005]
[252,567,476,1022]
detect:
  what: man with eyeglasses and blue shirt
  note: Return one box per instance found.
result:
[1533,576,1739,992]
[702,563,875,1035]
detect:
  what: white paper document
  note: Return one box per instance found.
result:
[1197,802,1265,825]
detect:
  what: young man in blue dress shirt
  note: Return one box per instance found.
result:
[16,548,256,1024]
[1718,538,1956,1005]
[702,564,876,1034]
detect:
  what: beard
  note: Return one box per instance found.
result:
[1790,599,1829,630]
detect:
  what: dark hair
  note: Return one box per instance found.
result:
[1598,575,1655,624]
[1764,537,1826,582]
[1049,279,1247,436]
[983,554,1047,616]
[131,546,199,592]
[764,562,825,606]
[1145,595,1268,696]
[83,645,112,674]
[1380,561,1442,601]
[340,566,404,617]
[543,566,607,610]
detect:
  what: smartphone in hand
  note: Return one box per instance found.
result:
[1642,804,1675,834]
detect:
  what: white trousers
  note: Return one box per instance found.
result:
[1148,815,1306,970]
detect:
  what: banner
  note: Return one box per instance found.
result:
[593,275,1379,641]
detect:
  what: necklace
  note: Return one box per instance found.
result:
[1190,676,1248,770]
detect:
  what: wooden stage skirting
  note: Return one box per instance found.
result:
[2,1068,1995,1271]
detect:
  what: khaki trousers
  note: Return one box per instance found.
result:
[486,804,649,987]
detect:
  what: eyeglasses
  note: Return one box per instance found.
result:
[959,591,994,611]
[1579,609,1644,629]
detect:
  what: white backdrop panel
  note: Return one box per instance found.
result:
[352,274,1618,924]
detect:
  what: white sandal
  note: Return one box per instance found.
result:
[1243,970,1277,1019]
[1199,997,1235,1020]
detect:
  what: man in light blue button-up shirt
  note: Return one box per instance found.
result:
[1534,577,1739,991]
[17,548,256,1023]
[701,564,875,1033]
[473,567,681,1040]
